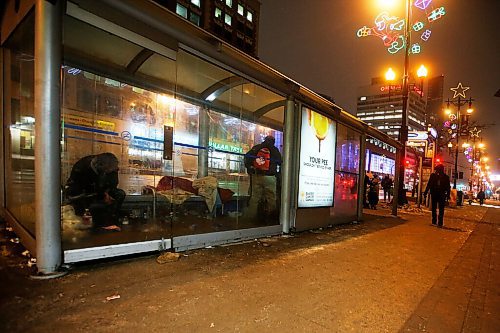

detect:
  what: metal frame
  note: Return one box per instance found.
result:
[173,225,282,252]
[64,238,172,263]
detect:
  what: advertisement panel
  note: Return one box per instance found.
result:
[298,107,336,207]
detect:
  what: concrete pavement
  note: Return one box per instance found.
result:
[0,203,498,332]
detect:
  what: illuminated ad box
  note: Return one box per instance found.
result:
[298,107,337,208]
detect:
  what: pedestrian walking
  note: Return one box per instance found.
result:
[423,164,451,227]
[368,174,380,209]
[381,175,393,202]
[477,188,486,205]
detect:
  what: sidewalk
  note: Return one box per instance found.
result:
[0,204,497,332]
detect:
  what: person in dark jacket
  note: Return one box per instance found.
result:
[65,152,125,229]
[381,175,393,202]
[423,164,451,227]
[244,135,282,222]
[477,188,486,205]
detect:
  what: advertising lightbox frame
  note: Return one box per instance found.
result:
[297,106,337,208]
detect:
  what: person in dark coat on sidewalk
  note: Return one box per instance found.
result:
[423,164,451,227]
[477,188,486,205]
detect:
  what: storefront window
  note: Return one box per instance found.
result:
[3,12,36,235]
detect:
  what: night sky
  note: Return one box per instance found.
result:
[258,0,500,171]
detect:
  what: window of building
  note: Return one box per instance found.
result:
[225,14,232,25]
[226,0,232,7]
[191,0,201,7]
[246,10,253,22]
[360,96,367,101]
[189,12,201,25]
[237,4,244,15]
[176,4,188,18]
[215,8,222,19]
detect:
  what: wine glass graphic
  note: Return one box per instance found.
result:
[308,110,330,152]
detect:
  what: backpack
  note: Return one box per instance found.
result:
[253,148,270,171]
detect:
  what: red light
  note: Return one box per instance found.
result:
[405,160,410,165]
[436,158,441,163]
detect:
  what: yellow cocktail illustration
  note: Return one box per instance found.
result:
[309,110,329,152]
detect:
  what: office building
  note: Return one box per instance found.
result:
[356,77,427,140]
[154,0,260,56]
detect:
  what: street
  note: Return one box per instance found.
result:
[1,203,498,332]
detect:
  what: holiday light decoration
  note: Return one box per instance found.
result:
[415,0,433,11]
[469,127,481,138]
[450,82,470,99]
[357,1,446,54]
[421,29,432,41]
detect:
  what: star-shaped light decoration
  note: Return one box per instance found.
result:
[469,127,481,138]
[450,82,470,99]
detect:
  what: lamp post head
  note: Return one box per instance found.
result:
[385,68,396,81]
[417,65,428,78]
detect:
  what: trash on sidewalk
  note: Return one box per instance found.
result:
[105,294,121,301]
[156,252,180,264]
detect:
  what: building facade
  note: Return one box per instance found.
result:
[154,0,260,57]
[356,77,427,140]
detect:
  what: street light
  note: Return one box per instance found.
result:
[385,67,396,81]
[416,65,427,97]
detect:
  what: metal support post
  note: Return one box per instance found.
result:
[357,134,367,221]
[280,97,296,233]
[392,147,402,215]
[397,0,412,206]
[34,0,63,275]
[198,106,209,178]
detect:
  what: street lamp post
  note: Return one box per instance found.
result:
[395,0,412,206]
[446,92,474,189]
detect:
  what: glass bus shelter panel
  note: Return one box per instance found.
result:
[331,124,361,223]
[3,12,36,235]
[60,14,184,250]
[63,16,142,68]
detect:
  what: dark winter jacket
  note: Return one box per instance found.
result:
[244,141,282,176]
[424,171,451,199]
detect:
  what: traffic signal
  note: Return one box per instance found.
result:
[435,157,441,164]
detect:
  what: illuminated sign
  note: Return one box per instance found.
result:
[208,139,248,154]
[298,107,336,208]
[368,152,396,175]
[63,114,115,131]
[408,131,428,141]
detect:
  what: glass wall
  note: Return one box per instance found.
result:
[60,14,284,250]
[3,12,36,235]
[332,124,361,222]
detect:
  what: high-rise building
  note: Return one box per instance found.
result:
[426,75,445,134]
[356,77,427,140]
[153,0,260,57]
